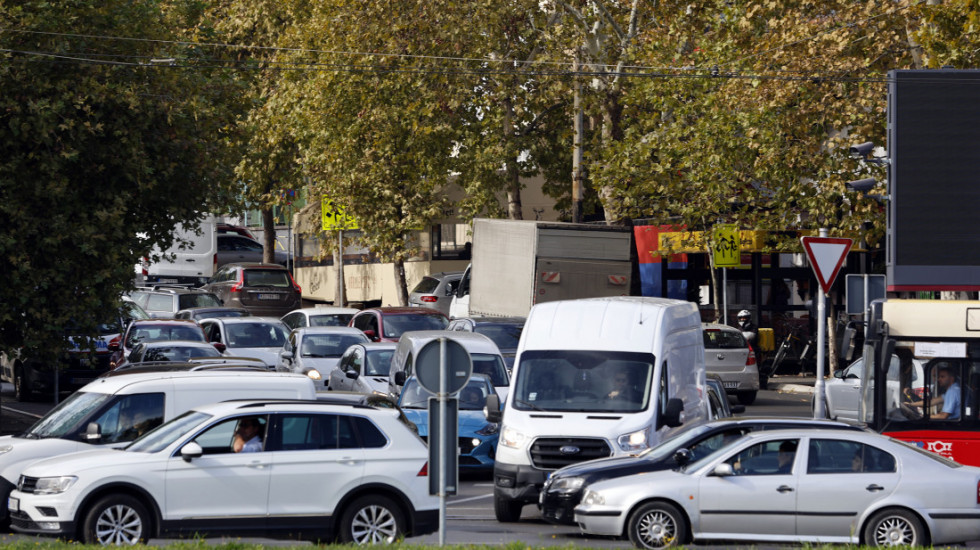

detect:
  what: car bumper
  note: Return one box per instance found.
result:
[573,505,624,537]
[493,461,548,505]
[539,490,581,525]
[8,493,77,538]
[710,370,760,392]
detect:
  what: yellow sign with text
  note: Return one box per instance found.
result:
[321,198,358,231]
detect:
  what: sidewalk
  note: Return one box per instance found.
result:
[768,374,818,395]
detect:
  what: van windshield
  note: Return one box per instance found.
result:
[20,391,114,439]
[512,350,654,413]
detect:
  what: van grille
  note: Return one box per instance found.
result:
[530,437,610,469]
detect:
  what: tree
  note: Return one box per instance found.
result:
[0,0,242,363]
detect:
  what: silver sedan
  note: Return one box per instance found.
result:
[574,428,980,548]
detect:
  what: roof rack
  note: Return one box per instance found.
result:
[228,398,377,410]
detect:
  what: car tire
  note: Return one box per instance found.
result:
[736,391,757,406]
[862,507,928,547]
[82,494,152,545]
[339,494,405,544]
[627,501,688,550]
[493,491,523,522]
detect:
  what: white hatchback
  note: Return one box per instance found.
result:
[9,399,438,545]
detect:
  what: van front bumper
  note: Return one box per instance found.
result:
[493,462,548,504]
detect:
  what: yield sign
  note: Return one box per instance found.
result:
[801,236,853,295]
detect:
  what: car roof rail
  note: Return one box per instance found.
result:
[227,398,376,410]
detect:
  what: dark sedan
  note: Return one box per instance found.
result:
[538,416,866,525]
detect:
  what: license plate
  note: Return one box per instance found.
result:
[159,278,178,283]
[257,294,279,300]
[8,497,18,513]
[723,381,738,389]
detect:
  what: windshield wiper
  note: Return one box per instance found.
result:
[514,399,544,412]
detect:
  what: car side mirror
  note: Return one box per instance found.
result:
[181,441,203,462]
[673,448,692,465]
[83,422,102,442]
[659,397,684,428]
[212,342,226,353]
[346,370,359,380]
[833,369,846,379]
[730,404,746,415]
[281,350,293,361]
[363,329,378,341]
[394,371,406,386]
[711,463,735,477]
[484,393,502,423]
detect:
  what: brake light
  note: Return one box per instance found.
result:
[212,253,217,273]
[230,271,244,293]
[141,257,148,277]
[418,462,428,477]
[420,296,437,303]
[746,347,757,366]
[288,272,302,294]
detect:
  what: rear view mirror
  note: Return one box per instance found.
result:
[659,397,684,428]
[394,371,406,386]
[181,441,203,462]
[345,370,360,380]
[711,463,735,477]
[484,394,502,423]
[83,422,102,442]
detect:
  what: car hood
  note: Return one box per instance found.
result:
[225,347,280,367]
[0,436,96,482]
[401,408,493,438]
[19,448,149,479]
[298,357,341,372]
[550,453,670,481]
[359,376,389,394]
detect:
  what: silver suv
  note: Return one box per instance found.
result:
[408,271,462,317]
[129,286,223,318]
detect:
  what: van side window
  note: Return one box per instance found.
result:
[91,392,165,444]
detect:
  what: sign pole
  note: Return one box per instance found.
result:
[722,267,728,325]
[813,228,829,419]
[438,337,447,546]
[337,229,345,308]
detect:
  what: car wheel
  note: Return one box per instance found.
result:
[627,501,688,550]
[736,391,757,406]
[863,507,928,547]
[493,491,523,522]
[82,494,152,545]
[339,495,404,544]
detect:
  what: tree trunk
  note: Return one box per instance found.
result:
[502,98,523,220]
[598,91,625,224]
[393,257,409,306]
[262,207,276,264]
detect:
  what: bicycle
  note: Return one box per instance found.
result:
[769,325,815,376]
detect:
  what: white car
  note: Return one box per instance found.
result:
[328,342,397,395]
[702,323,759,406]
[281,306,359,331]
[9,399,439,545]
[199,317,289,368]
[824,354,925,421]
[276,326,369,389]
[574,428,980,548]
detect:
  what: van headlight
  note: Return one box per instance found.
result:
[547,476,585,494]
[500,426,528,449]
[617,427,651,453]
[581,489,605,506]
[33,476,78,495]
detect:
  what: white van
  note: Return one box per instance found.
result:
[487,296,708,522]
[388,330,510,401]
[0,370,315,526]
[141,216,218,286]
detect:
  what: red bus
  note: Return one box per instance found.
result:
[858,299,980,465]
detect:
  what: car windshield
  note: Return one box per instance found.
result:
[382,314,448,338]
[126,411,212,453]
[475,324,523,351]
[512,350,654,413]
[178,294,222,309]
[126,324,205,347]
[226,322,288,348]
[365,349,395,376]
[472,353,509,388]
[21,391,113,439]
[310,313,354,327]
[400,378,491,410]
[301,334,367,358]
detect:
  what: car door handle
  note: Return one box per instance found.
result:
[866,484,885,492]
[246,462,267,469]
[185,259,196,262]
[336,456,362,465]
[776,485,794,493]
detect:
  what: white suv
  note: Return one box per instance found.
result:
[9,399,438,545]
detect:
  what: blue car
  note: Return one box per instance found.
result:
[398,374,499,471]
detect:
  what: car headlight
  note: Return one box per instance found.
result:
[306,369,322,380]
[618,427,651,453]
[33,476,78,495]
[476,422,499,436]
[500,425,527,449]
[547,476,585,494]
[581,489,605,506]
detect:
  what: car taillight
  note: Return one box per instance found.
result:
[420,296,437,303]
[976,480,980,504]
[230,271,244,292]
[141,257,148,277]
[418,462,428,477]
[288,272,302,294]
[746,347,757,366]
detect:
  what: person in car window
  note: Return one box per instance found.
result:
[606,368,637,402]
[233,417,263,453]
[776,440,797,474]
